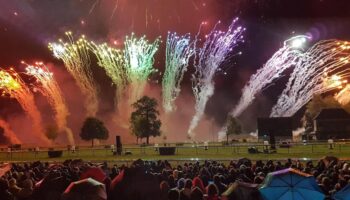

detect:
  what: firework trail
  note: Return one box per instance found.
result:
[124,33,161,104]
[217,36,308,140]
[49,32,99,117]
[0,119,21,144]
[88,42,128,110]
[162,32,194,113]
[188,18,245,138]
[89,0,100,15]
[231,36,307,117]
[335,84,350,105]
[24,61,75,145]
[110,0,119,20]
[0,68,50,144]
[271,40,350,117]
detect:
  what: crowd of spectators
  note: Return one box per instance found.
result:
[0,157,348,200]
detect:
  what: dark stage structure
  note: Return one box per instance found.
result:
[257,117,294,141]
[314,108,350,140]
[116,135,122,155]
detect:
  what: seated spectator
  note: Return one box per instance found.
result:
[160,181,170,200]
[8,178,21,197]
[180,179,192,200]
[190,187,204,200]
[320,176,333,196]
[192,177,205,193]
[178,178,186,190]
[213,175,227,195]
[17,179,33,200]
[206,183,219,200]
[168,188,180,200]
[253,176,264,184]
[0,179,14,200]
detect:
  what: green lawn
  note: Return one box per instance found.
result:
[1,143,350,163]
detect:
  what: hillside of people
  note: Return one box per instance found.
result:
[0,157,349,200]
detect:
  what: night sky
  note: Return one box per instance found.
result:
[0,0,350,142]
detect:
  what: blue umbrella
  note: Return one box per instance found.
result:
[259,168,325,200]
[333,184,350,200]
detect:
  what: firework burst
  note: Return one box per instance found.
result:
[88,42,128,111]
[48,32,99,117]
[162,32,194,113]
[0,68,49,144]
[218,36,308,140]
[124,33,161,104]
[271,40,350,117]
[24,61,74,145]
[188,18,245,138]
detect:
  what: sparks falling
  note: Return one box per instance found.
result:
[271,40,350,117]
[124,33,161,105]
[188,18,245,138]
[88,42,128,110]
[335,84,350,105]
[231,36,307,117]
[48,32,99,117]
[0,68,49,144]
[218,36,308,140]
[24,62,75,145]
[162,32,194,113]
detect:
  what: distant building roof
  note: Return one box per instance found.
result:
[314,108,350,120]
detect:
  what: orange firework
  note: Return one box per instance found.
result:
[0,68,49,144]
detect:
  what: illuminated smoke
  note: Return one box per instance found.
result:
[335,84,350,105]
[24,61,75,145]
[0,119,21,144]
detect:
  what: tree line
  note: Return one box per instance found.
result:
[0,95,242,146]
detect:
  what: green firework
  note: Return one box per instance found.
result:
[162,32,194,113]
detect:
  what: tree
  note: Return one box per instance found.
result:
[80,117,109,147]
[130,96,161,144]
[226,116,242,143]
[302,112,314,135]
[45,125,58,143]
[303,95,340,133]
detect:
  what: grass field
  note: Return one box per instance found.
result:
[1,142,349,163]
